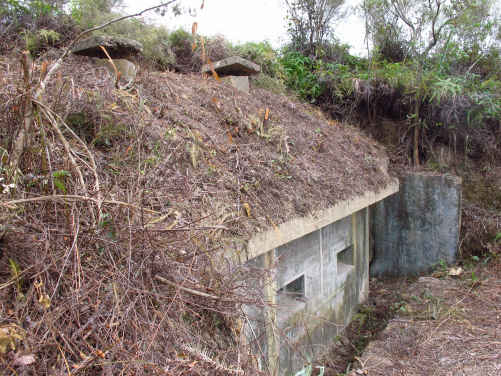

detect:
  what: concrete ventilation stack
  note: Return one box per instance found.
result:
[202,56,261,93]
[71,35,143,85]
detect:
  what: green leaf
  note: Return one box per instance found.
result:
[53,178,67,194]
[52,170,71,178]
[99,213,111,227]
[8,258,20,280]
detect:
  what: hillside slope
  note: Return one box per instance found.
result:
[0,51,391,374]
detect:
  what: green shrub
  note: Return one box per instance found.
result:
[1,0,75,52]
[232,41,283,78]
[1,0,30,26]
[21,28,61,55]
[281,51,327,101]
[251,73,288,96]
[316,39,359,67]
[169,27,192,49]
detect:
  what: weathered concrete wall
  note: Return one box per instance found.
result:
[241,181,398,375]
[370,173,462,277]
[246,209,369,375]
[94,59,136,83]
[220,76,250,93]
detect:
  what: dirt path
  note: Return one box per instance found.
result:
[320,260,501,375]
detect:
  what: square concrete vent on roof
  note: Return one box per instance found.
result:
[71,36,143,59]
[202,56,260,76]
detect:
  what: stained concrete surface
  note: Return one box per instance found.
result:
[243,180,399,261]
[220,76,250,93]
[71,35,142,59]
[202,56,260,76]
[370,173,462,277]
[246,209,370,375]
[94,59,137,83]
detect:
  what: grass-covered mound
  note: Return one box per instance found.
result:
[0,42,391,374]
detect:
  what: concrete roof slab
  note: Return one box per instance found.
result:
[202,56,261,76]
[71,36,143,59]
[244,179,399,260]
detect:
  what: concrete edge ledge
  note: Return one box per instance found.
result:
[245,179,399,260]
[202,56,261,75]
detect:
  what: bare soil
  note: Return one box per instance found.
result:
[320,261,501,376]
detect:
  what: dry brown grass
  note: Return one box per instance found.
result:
[0,49,392,375]
[319,261,501,376]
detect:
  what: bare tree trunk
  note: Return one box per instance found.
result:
[413,61,424,167]
[413,99,420,167]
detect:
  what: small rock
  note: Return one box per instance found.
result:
[340,338,351,346]
[448,266,463,276]
[404,304,413,314]
[365,355,394,368]
[418,277,443,286]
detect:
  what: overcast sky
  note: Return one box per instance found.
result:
[125,0,366,55]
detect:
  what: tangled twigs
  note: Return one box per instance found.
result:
[8,51,33,183]
[0,194,161,214]
[154,275,241,302]
[7,1,181,187]
[34,99,103,217]
[36,105,97,222]
[33,0,181,101]
[33,101,99,184]
[70,337,123,375]
[39,107,85,188]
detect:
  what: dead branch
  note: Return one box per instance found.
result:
[33,99,103,217]
[154,275,237,302]
[8,51,33,182]
[0,194,161,214]
[39,107,85,188]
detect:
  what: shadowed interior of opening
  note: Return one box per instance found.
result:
[277,274,304,303]
[337,244,354,276]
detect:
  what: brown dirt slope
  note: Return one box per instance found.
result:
[343,262,501,376]
[2,52,392,239]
